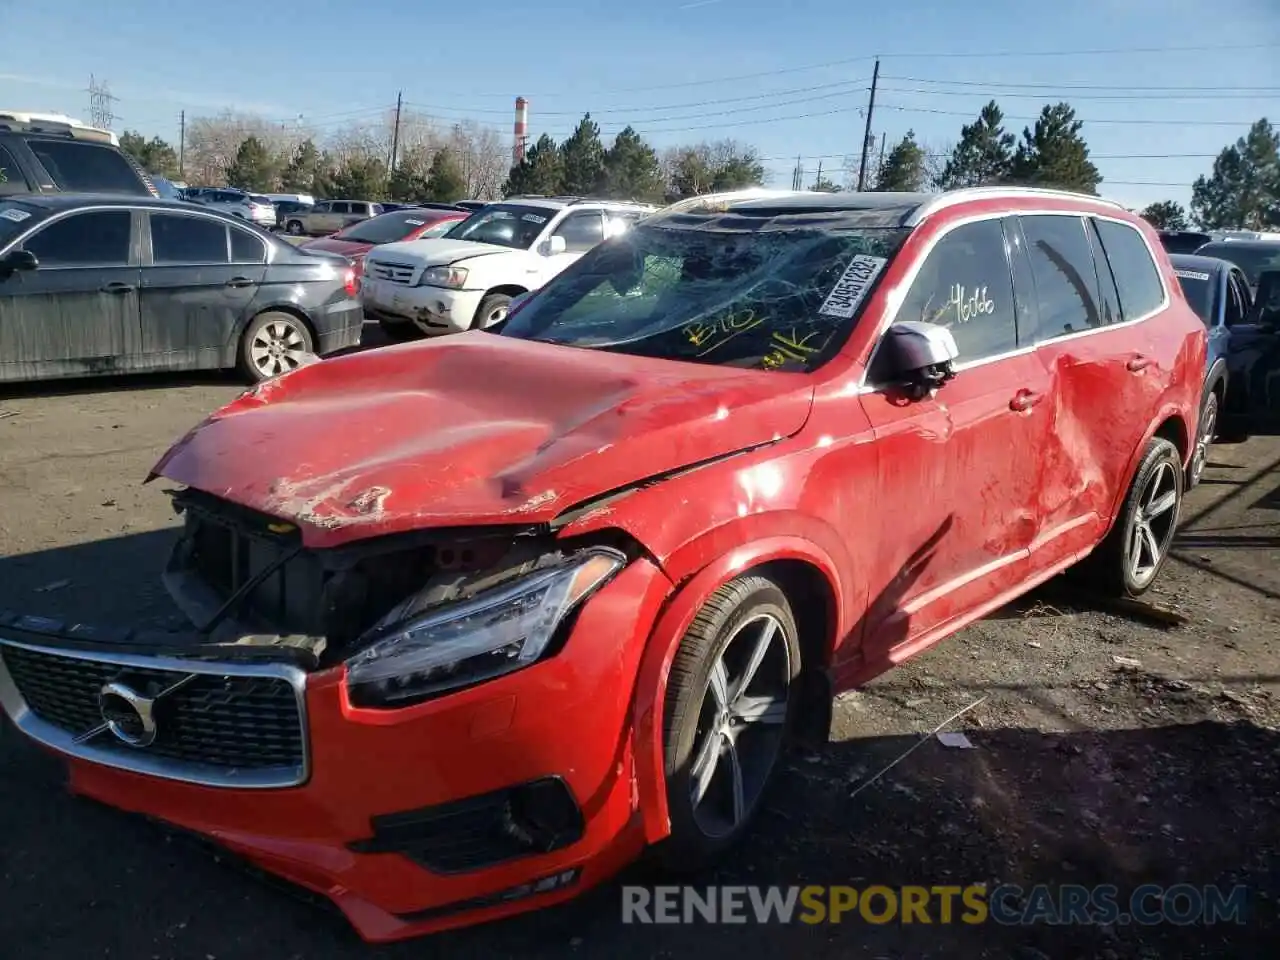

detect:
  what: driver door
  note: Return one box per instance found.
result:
[537,211,605,287]
[854,216,1054,672]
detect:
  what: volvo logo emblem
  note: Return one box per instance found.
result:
[97,682,158,747]
[73,672,198,748]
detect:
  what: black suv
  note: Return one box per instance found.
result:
[0,117,157,198]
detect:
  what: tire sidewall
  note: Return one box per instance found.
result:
[662,579,801,861]
[1117,437,1183,594]
[239,312,314,383]
[1190,391,1220,488]
[475,293,512,329]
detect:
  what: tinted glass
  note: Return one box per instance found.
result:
[1019,215,1103,339]
[1172,265,1216,326]
[151,213,228,264]
[1225,274,1248,326]
[1087,220,1123,325]
[25,140,148,194]
[1194,242,1280,288]
[230,227,266,263]
[501,222,908,373]
[0,144,25,194]
[23,210,131,266]
[1094,219,1164,320]
[891,218,1019,363]
[553,212,605,253]
[337,211,439,244]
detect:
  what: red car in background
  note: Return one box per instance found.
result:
[299,208,468,276]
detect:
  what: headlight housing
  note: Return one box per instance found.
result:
[345,549,624,707]
[419,264,469,289]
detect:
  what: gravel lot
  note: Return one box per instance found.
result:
[1,346,1278,960]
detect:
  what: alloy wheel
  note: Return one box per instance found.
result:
[484,304,508,326]
[1128,460,1179,587]
[688,613,791,839]
[1190,394,1218,486]
[250,319,309,379]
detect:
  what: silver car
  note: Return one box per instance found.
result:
[283,200,383,236]
[184,188,277,229]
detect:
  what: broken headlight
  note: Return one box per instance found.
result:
[344,549,624,706]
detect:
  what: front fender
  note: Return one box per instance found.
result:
[630,534,845,844]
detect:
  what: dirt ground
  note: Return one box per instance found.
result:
[1,348,1277,960]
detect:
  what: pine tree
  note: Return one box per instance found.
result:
[281,140,327,194]
[1139,201,1190,232]
[598,126,664,202]
[502,134,564,197]
[424,149,466,202]
[875,131,927,192]
[1009,103,1101,195]
[1190,119,1280,230]
[224,136,278,192]
[559,114,606,196]
[936,101,1015,189]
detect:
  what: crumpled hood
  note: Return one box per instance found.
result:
[368,238,512,266]
[151,333,814,547]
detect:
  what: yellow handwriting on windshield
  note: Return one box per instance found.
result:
[760,328,824,370]
[684,309,764,355]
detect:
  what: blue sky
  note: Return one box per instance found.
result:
[1,0,1276,209]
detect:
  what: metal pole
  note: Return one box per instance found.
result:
[856,59,880,192]
[179,110,185,178]
[389,91,403,173]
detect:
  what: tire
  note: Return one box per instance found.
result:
[1187,389,1219,489]
[377,315,420,341]
[656,575,801,872]
[286,220,304,236]
[238,311,315,383]
[1078,436,1183,597]
[473,293,512,329]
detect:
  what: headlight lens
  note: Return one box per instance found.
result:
[345,549,624,706]
[419,264,469,288]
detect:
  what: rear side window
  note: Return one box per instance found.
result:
[0,143,26,194]
[1019,215,1103,340]
[1093,219,1165,320]
[151,213,229,264]
[23,210,132,266]
[1086,220,1123,326]
[890,218,1019,363]
[25,140,148,195]
[230,227,266,263]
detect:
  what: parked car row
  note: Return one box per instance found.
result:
[2,186,1246,945]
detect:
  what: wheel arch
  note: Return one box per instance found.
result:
[630,537,842,845]
[231,304,319,367]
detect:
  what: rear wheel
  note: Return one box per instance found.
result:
[1079,437,1183,597]
[657,575,800,872]
[286,220,304,236]
[238,311,315,382]
[1187,389,1219,488]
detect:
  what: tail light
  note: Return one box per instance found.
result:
[343,265,359,297]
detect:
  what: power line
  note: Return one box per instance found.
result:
[875,102,1266,126]
[876,85,1280,102]
[880,74,1280,93]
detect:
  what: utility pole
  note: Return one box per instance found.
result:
[856,59,880,192]
[389,91,403,174]
[814,159,823,190]
[178,110,186,178]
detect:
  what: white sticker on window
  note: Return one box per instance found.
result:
[521,213,547,223]
[0,208,31,223]
[404,218,425,226]
[818,254,886,319]
[1175,269,1211,281]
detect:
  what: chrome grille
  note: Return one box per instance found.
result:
[368,260,416,285]
[0,642,307,788]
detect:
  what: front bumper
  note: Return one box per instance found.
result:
[0,556,671,941]
[361,281,484,337]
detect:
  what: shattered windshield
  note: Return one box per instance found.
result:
[499,220,908,372]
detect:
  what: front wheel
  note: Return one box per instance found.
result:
[1079,436,1183,597]
[657,575,800,871]
[473,293,512,329]
[238,311,315,383]
[286,220,304,236]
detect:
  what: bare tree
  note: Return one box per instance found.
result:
[921,139,955,191]
[446,120,507,199]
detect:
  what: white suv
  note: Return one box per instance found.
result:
[184,188,277,229]
[361,197,653,337]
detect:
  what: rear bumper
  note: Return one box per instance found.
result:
[0,556,672,941]
[313,300,364,355]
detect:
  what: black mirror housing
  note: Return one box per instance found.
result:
[0,248,38,277]
[882,320,961,397]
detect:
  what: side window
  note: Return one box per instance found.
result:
[0,144,26,194]
[25,141,145,193]
[888,218,1019,364]
[309,202,326,214]
[1224,273,1247,326]
[230,227,267,264]
[1019,215,1103,340]
[1086,219,1123,325]
[1093,219,1166,320]
[151,214,229,264]
[553,212,605,253]
[1002,217,1040,340]
[332,202,350,215]
[23,210,132,267]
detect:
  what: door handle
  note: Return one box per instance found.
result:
[1126,355,1153,372]
[1009,389,1044,412]
[225,277,254,288]
[100,282,134,294]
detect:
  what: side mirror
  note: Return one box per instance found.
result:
[0,249,38,278]
[540,235,567,256]
[882,321,959,398]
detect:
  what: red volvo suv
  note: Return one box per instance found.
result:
[0,187,1206,941]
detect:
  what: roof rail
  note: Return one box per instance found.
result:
[905,185,1125,226]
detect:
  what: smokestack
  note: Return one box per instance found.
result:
[513,97,529,165]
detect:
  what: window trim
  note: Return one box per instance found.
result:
[1085,216,1124,326]
[1224,271,1248,327]
[855,209,1172,394]
[12,207,138,270]
[230,223,268,264]
[1089,215,1169,326]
